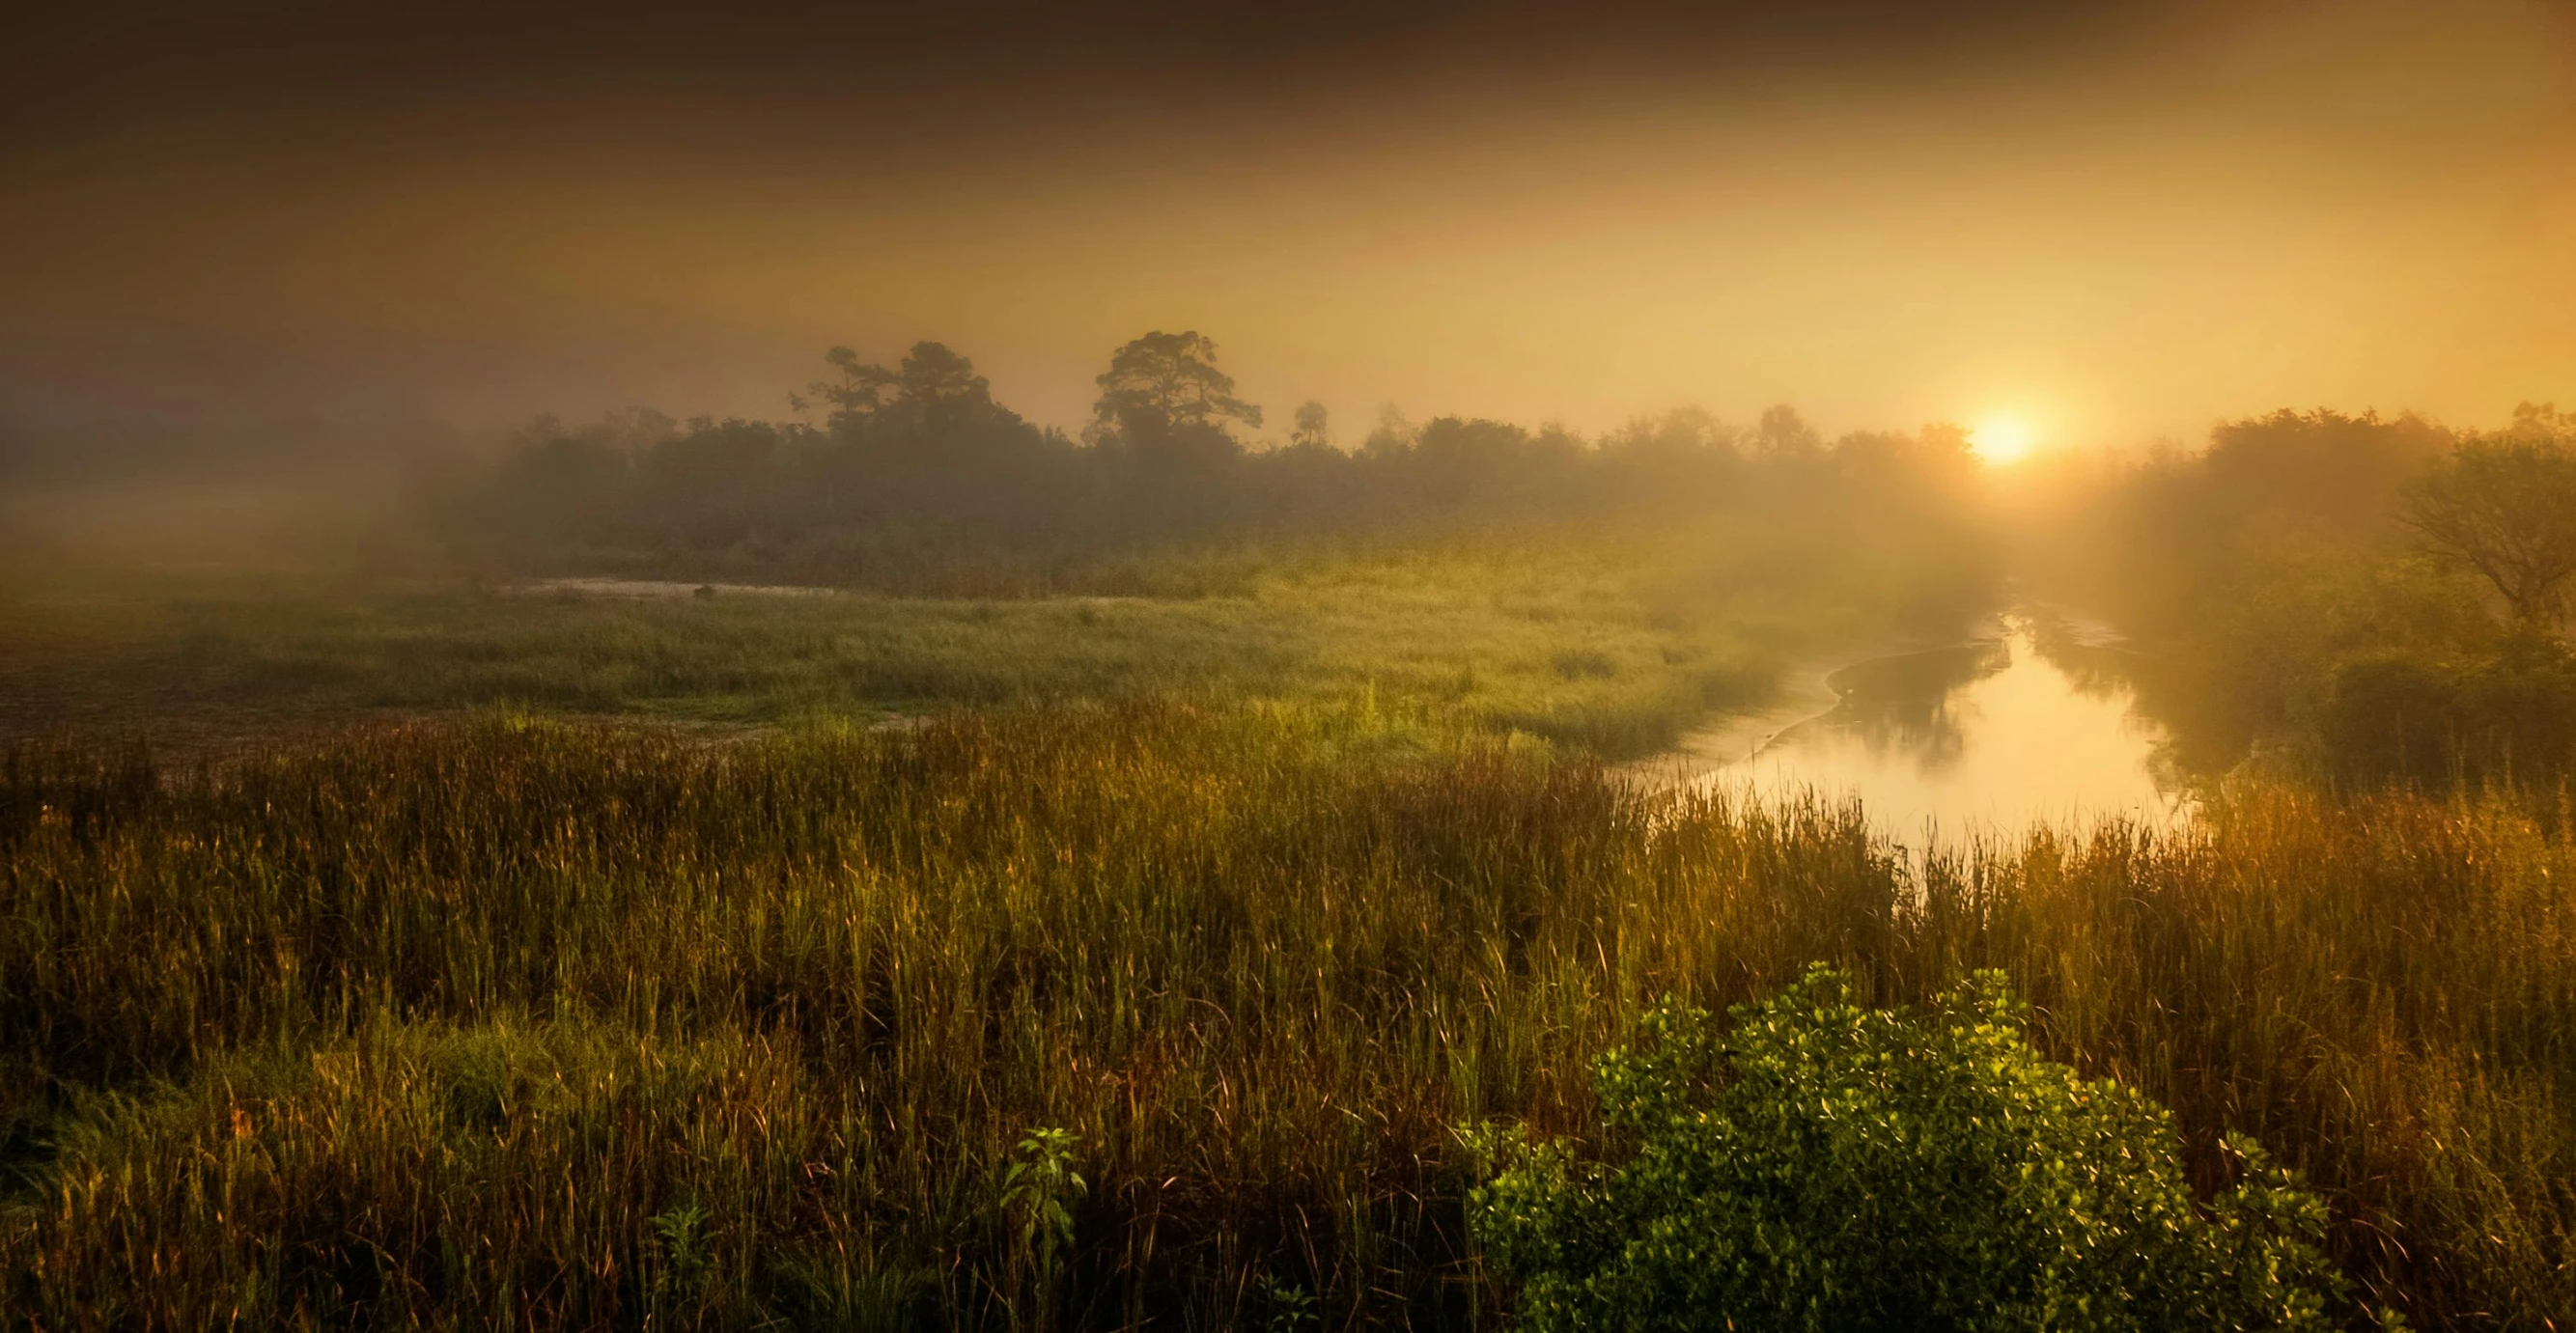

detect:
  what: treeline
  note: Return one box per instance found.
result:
[2028,403,2576,790]
[466,332,1990,598]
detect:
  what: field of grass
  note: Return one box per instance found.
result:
[2,707,2568,1329]
[0,546,1808,760]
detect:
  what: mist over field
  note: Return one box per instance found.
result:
[5,3,2576,1330]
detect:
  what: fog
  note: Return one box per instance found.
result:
[8,0,2576,770]
[6,0,2571,451]
[15,12,2576,1323]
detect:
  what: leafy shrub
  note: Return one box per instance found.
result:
[2319,640,2576,790]
[1470,967,2348,1332]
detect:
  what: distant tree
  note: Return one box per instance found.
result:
[1092,331,1263,440]
[2406,427,2576,627]
[1090,332,1262,494]
[2204,408,2453,536]
[1360,404,1416,462]
[1914,421,1976,469]
[505,414,630,531]
[2505,400,2574,439]
[1411,417,1534,505]
[799,342,999,430]
[599,406,680,451]
[1604,407,1733,463]
[1290,401,1331,451]
[784,341,1053,531]
[895,342,991,411]
[797,347,900,427]
[1751,403,1822,461]
[1593,409,1736,513]
[1835,422,1976,483]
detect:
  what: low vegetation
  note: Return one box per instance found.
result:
[0,536,1967,758]
[2023,403,2576,788]
[8,353,2576,1329]
[1470,969,2345,1330]
[3,708,2568,1328]
[462,338,1992,604]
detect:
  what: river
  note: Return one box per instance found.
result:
[1655,613,2195,847]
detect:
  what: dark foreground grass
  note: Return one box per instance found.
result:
[2,708,2570,1329]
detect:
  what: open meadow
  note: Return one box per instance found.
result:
[0,547,1797,760]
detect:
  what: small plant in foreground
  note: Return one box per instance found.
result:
[999,1126,1087,1320]
[1469,966,2347,1332]
[1257,1272,1322,1332]
[650,1194,714,1304]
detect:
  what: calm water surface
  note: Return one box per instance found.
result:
[1698,617,2193,847]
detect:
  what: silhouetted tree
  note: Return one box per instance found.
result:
[797,347,900,428]
[1093,331,1262,439]
[1091,331,1262,500]
[1752,403,1822,461]
[802,342,1001,428]
[2203,408,2451,536]
[1410,416,1534,507]
[1834,422,1976,486]
[1360,405,1416,463]
[2505,401,2574,438]
[2407,428,2576,627]
[893,342,991,413]
[484,334,2002,607]
[1602,407,1733,466]
[1290,401,1330,451]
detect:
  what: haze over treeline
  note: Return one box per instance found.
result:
[15,10,2576,1328]
[5,0,2573,449]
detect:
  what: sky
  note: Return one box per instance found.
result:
[5,0,2573,451]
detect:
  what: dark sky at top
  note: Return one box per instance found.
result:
[6,1,2572,443]
[14,3,2170,126]
[9,2,2201,190]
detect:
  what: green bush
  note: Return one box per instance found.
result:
[1470,967,2348,1332]
[2319,640,2576,790]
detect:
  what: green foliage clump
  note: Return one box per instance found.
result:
[2318,637,2576,789]
[1471,967,2345,1332]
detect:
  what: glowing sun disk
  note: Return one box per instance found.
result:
[1972,416,2036,464]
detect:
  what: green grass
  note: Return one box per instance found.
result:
[0,548,1786,759]
[2,708,2568,1328]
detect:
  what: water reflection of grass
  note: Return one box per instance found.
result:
[1806,638,2010,764]
[1823,638,2008,704]
[1,709,2566,1327]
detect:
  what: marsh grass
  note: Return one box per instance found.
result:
[0,549,1778,760]
[1,708,2568,1328]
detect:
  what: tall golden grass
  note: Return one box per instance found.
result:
[2,707,2567,1328]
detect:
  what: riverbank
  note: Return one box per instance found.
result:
[1634,610,2202,847]
[1633,610,2010,775]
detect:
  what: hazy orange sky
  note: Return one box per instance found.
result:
[5,0,2572,450]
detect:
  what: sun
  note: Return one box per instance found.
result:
[1970,415,2036,465]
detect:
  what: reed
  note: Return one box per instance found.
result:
[2,708,2568,1328]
